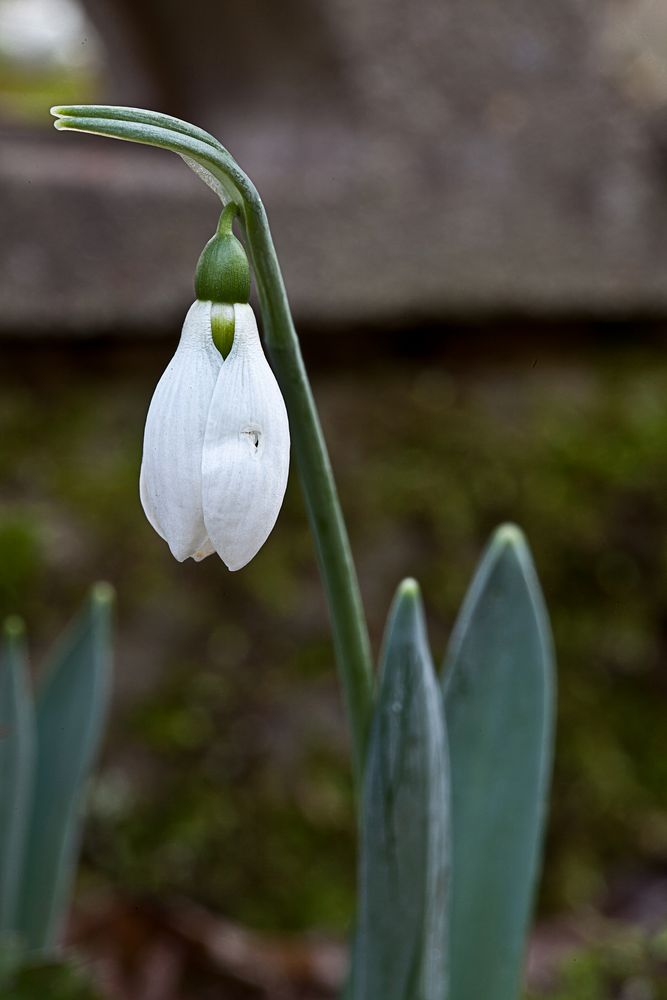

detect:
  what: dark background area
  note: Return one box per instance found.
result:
[1,0,667,995]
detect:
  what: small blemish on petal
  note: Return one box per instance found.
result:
[241,425,262,454]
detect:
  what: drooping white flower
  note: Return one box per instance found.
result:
[139,300,290,569]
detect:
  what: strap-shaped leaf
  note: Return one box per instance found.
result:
[355,579,449,1000]
[0,619,35,933]
[15,585,114,952]
[442,525,555,1000]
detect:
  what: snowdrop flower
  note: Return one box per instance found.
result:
[139,207,290,570]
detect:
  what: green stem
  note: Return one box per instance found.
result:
[51,106,374,784]
[216,202,239,235]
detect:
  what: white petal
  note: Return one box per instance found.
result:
[202,304,290,570]
[193,537,215,562]
[140,300,222,561]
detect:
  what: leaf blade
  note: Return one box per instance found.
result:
[0,619,35,934]
[442,524,555,1000]
[354,579,449,1000]
[15,585,114,952]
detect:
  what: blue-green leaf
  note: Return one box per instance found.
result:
[354,579,449,1000]
[15,585,114,952]
[0,619,35,934]
[442,524,555,1000]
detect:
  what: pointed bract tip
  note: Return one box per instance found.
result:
[51,105,89,117]
[3,615,25,639]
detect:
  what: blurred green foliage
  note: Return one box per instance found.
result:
[0,68,94,121]
[526,925,667,999]
[0,54,97,123]
[1,340,667,935]
[0,516,41,613]
[0,939,100,999]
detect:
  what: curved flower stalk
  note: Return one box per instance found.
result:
[50,104,373,783]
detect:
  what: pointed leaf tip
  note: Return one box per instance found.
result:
[387,577,426,660]
[487,522,534,567]
[491,521,525,548]
[3,616,25,640]
[397,576,420,599]
[91,582,114,607]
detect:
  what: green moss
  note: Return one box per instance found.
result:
[87,657,356,931]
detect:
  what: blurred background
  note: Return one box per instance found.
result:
[2,0,667,995]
